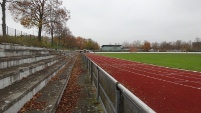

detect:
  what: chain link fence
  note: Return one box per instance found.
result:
[0,24,37,38]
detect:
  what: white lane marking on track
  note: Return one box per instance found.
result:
[92,57,201,89]
[102,62,201,89]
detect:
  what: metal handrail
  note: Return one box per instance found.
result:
[117,84,156,113]
[83,54,156,113]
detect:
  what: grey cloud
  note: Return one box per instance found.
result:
[3,0,200,46]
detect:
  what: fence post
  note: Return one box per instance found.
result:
[15,29,16,37]
[116,82,122,113]
[85,55,87,64]
[86,59,88,69]
[21,31,22,37]
[83,55,86,65]
[87,59,90,73]
[7,26,8,35]
[96,66,99,101]
[90,61,93,84]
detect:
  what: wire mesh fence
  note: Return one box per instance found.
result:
[0,24,37,38]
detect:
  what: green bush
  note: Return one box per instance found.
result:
[0,35,65,49]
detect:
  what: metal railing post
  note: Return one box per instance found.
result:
[116,82,122,113]
[83,54,85,62]
[87,59,89,72]
[86,59,88,69]
[90,61,93,84]
[96,66,99,101]
[84,56,87,66]
[88,60,90,73]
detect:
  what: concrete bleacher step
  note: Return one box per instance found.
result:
[0,43,47,50]
[0,49,50,57]
[0,56,70,113]
[0,55,65,89]
[0,54,55,69]
[0,43,55,57]
[21,55,77,113]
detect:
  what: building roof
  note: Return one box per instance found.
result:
[101,45,122,47]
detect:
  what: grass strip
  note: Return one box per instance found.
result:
[98,53,201,72]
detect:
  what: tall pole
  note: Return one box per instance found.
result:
[1,0,7,38]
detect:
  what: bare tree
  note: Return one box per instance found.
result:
[152,42,159,52]
[143,40,151,52]
[9,0,69,42]
[181,41,191,51]
[195,37,201,42]
[133,40,142,48]
[122,41,130,47]
[160,41,172,52]
[9,0,47,41]
[76,36,85,49]
[192,38,201,51]
[60,26,72,47]
[44,0,70,46]
[174,40,182,51]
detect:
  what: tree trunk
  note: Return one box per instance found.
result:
[38,25,42,42]
[1,0,6,38]
[51,22,54,46]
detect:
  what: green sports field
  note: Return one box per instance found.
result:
[98,53,201,72]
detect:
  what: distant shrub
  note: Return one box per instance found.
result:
[0,35,64,49]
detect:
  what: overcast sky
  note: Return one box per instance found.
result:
[2,0,201,46]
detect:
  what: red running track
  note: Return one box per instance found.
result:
[85,53,201,113]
